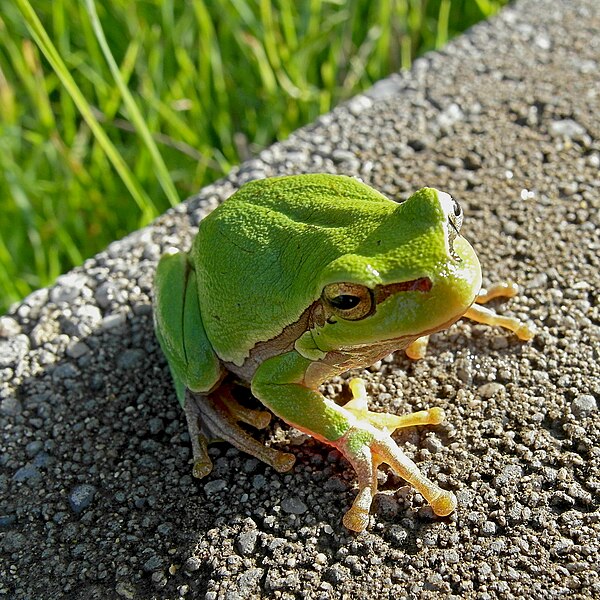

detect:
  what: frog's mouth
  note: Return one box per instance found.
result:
[374,277,432,304]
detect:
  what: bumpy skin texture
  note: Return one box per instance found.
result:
[153,174,532,531]
[192,175,480,366]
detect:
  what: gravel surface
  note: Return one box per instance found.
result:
[1,0,599,598]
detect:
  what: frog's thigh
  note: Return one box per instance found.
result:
[154,251,223,404]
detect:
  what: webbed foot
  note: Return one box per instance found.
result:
[337,378,456,532]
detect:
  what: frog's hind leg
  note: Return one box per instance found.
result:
[184,387,296,479]
[465,281,535,340]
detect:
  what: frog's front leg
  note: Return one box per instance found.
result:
[405,281,535,359]
[252,352,456,532]
[464,282,535,340]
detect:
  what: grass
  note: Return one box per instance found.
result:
[0,0,509,314]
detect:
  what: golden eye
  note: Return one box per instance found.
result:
[322,283,374,321]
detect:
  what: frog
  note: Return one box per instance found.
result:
[153,173,534,532]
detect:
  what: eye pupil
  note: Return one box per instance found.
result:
[453,201,462,217]
[329,294,361,310]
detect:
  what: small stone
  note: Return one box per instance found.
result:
[13,465,42,483]
[25,440,44,458]
[423,436,443,453]
[236,529,259,556]
[571,394,597,418]
[50,273,88,304]
[0,335,30,367]
[1,396,22,416]
[117,349,145,370]
[252,474,267,490]
[385,524,408,546]
[184,556,202,572]
[143,555,164,572]
[102,313,127,330]
[69,484,97,514]
[203,479,227,495]
[0,316,20,337]
[237,568,264,592]
[115,581,136,599]
[280,496,308,515]
[325,564,349,585]
[549,119,586,139]
[477,383,505,399]
[0,514,17,528]
[437,103,464,129]
[67,341,91,359]
[481,520,497,536]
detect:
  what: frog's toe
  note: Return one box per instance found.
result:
[371,434,457,517]
[405,336,430,360]
[335,426,456,530]
[343,379,447,434]
[192,455,213,479]
[343,487,373,532]
[222,394,272,429]
[184,388,295,477]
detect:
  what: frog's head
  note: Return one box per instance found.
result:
[300,187,482,357]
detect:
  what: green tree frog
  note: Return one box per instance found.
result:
[153,174,534,532]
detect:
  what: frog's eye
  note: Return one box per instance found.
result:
[322,283,374,321]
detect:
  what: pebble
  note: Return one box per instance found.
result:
[236,529,259,556]
[117,349,146,370]
[143,555,164,572]
[571,394,597,417]
[25,440,44,458]
[0,316,21,337]
[12,465,42,483]
[102,313,127,330]
[69,484,97,514]
[203,479,227,495]
[280,496,308,515]
[477,383,506,399]
[549,119,586,139]
[50,273,89,304]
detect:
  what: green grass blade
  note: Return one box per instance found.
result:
[13,0,159,223]
[83,0,179,208]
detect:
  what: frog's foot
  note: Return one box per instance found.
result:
[344,378,445,435]
[464,303,535,340]
[337,425,457,532]
[184,387,296,478]
[467,282,535,340]
[337,378,456,531]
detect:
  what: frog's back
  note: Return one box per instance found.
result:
[192,175,398,365]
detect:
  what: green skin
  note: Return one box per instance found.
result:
[154,174,484,531]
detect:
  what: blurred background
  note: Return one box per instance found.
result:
[0,0,508,314]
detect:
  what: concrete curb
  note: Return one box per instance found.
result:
[1,0,599,597]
